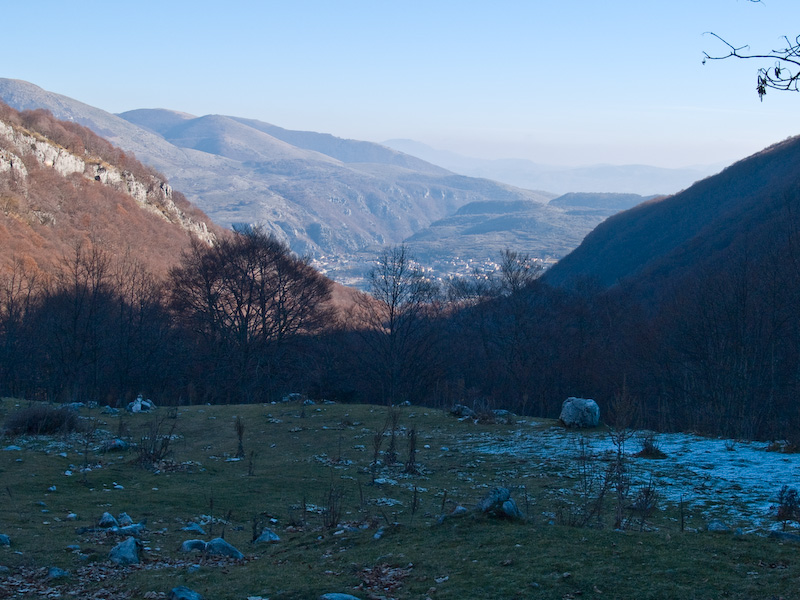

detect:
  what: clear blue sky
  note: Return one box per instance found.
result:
[5,0,800,168]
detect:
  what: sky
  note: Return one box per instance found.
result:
[5,0,800,169]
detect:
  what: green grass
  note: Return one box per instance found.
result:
[0,398,797,600]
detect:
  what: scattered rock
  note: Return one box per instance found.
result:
[101,439,129,452]
[127,395,156,413]
[501,499,524,519]
[180,539,207,553]
[47,566,69,579]
[99,512,119,528]
[118,512,133,527]
[101,406,120,415]
[206,537,244,559]
[319,594,362,600]
[109,537,140,566]
[0,534,9,546]
[450,404,475,418]
[476,487,524,520]
[2,445,22,451]
[492,409,515,424]
[253,528,280,544]
[169,586,203,600]
[559,397,600,428]
[707,519,731,533]
[181,523,206,535]
[437,504,469,524]
[113,522,147,536]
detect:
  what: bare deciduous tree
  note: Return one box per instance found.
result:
[355,245,441,405]
[170,226,334,402]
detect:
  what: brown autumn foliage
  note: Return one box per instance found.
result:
[0,101,225,281]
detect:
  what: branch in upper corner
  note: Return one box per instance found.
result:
[703,30,800,100]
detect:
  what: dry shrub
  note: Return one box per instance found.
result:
[3,403,82,435]
[634,432,667,459]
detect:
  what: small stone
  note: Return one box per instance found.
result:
[181,523,206,535]
[47,566,69,579]
[180,539,207,553]
[707,519,731,533]
[0,534,10,546]
[253,528,280,544]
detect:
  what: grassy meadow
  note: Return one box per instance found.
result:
[0,397,798,600]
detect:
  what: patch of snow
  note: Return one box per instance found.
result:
[467,423,800,530]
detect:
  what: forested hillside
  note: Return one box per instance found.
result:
[1,102,798,443]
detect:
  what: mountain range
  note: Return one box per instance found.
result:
[0,79,658,284]
[383,139,720,196]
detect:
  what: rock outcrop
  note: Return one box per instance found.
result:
[0,119,214,246]
[559,397,600,428]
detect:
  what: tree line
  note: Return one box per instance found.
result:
[1,226,799,441]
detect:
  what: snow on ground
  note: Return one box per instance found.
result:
[464,420,800,532]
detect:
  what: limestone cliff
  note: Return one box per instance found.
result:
[0,119,215,246]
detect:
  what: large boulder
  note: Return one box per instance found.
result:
[109,537,140,566]
[559,397,600,428]
[205,537,244,559]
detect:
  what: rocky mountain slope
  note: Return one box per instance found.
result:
[0,79,631,284]
[0,101,219,277]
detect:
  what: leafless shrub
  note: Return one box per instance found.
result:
[371,420,388,484]
[556,437,613,528]
[385,407,400,465]
[234,416,245,459]
[775,485,800,530]
[4,403,82,435]
[627,478,659,531]
[135,414,178,469]
[404,427,419,474]
[322,486,344,529]
[634,432,667,459]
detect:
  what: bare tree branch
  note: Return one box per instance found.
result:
[703,19,800,100]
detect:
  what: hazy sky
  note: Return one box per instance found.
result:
[5,0,800,168]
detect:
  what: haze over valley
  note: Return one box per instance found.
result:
[2,79,724,286]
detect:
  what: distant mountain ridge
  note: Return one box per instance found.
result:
[383,139,721,196]
[0,78,656,283]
